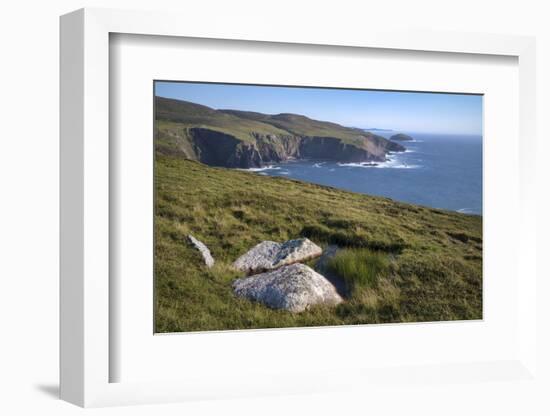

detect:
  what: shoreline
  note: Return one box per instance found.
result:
[235,158,482,217]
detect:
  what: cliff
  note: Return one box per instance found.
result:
[155,97,405,168]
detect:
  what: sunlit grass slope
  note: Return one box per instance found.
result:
[155,155,482,333]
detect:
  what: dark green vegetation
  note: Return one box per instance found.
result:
[155,155,483,333]
[155,97,404,168]
[327,248,390,293]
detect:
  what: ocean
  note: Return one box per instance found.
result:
[250,132,483,215]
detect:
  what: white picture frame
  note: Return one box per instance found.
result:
[60,7,538,408]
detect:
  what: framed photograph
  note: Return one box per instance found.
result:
[60,8,538,408]
[153,80,484,333]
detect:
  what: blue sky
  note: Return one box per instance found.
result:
[155,81,483,135]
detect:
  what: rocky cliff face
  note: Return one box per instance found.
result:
[181,128,405,168]
[154,97,407,168]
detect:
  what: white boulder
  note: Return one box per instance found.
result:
[233,238,322,274]
[233,263,343,312]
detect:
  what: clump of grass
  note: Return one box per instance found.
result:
[327,248,390,293]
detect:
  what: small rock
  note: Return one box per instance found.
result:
[233,263,343,312]
[188,235,214,268]
[233,238,322,275]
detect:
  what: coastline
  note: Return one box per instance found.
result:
[238,133,482,215]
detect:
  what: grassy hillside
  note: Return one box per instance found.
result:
[155,97,289,144]
[155,155,483,333]
[220,109,380,147]
[155,96,395,150]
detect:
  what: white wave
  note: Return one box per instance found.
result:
[373,154,422,169]
[385,164,420,169]
[313,162,326,168]
[337,159,420,169]
[278,170,290,175]
[375,161,421,169]
[240,165,281,172]
[457,208,475,214]
[337,162,379,168]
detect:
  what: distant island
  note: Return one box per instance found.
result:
[390,133,414,141]
[155,97,405,169]
[364,128,394,132]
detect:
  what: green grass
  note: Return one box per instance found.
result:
[155,155,483,332]
[156,97,291,143]
[155,96,391,150]
[327,249,390,293]
[222,110,380,146]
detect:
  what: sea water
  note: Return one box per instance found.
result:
[253,132,483,215]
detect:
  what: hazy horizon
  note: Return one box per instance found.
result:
[155,81,483,136]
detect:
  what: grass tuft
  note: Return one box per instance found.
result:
[327,248,390,293]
